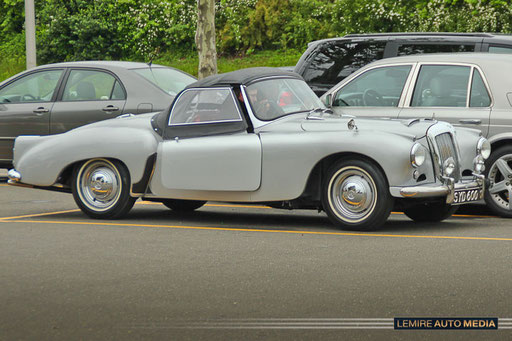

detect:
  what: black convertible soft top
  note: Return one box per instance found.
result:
[185,67,302,88]
[152,67,303,134]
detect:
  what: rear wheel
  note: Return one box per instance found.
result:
[404,202,458,222]
[161,199,206,212]
[72,159,136,219]
[321,158,393,231]
[484,146,512,217]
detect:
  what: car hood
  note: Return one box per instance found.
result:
[299,115,438,139]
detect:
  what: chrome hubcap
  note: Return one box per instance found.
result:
[488,155,512,210]
[329,167,377,223]
[78,160,121,212]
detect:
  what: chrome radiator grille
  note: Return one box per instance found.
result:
[435,132,461,180]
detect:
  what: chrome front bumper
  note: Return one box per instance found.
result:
[392,174,485,204]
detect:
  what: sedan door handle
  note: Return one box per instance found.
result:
[33,107,49,115]
[102,105,119,113]
[459,119,482,125]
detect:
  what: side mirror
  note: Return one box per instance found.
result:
[325,93,332,108]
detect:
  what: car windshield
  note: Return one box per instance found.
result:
[246,78,325,121]
[132,67,196,96]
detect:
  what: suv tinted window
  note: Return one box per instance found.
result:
[303,41,386,86]
[334,65,411,107]
[411,65,471,107]
[397,44,475,56]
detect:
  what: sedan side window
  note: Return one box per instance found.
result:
[411,65,471,107]
[470,69,491,107]
[170,88,242,125]
[62,70,126,101]
[0,69,63,103]
[333,65,411,107]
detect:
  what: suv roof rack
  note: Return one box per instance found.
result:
[344,32,495,38]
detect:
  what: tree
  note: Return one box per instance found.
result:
[195,0,217,79]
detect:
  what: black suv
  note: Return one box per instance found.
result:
[294,32,512,96]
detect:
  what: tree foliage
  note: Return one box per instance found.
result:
[1,0,512,66]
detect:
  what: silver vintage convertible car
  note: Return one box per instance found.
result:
[8,68,488,230]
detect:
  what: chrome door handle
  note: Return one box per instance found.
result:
[459,119,482,125]
[102,106,119,112]
[33,107,49,115]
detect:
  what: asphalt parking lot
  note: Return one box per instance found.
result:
[1,176,511,340]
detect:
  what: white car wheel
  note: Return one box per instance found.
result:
[72,159,135,219]
[322,159,393,230]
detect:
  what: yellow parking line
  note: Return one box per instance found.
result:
[0,184,9,187]
[2,219,512,242]
[0,205,497,221]
[0,209,81,221]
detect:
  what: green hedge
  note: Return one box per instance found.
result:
[1,0,512,72]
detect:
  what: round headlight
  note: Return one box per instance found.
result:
[477,137,491,160]
[410,143,426,168]
[443,157,456,176]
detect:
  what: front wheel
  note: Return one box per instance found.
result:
[321,159,393,231]
[484,146,512,217]
[404,202,458,222]
[72,159,136,219]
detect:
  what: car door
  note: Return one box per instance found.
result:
[399,64,491,136]
[50,68,127,134]
[150,87,262,196]
[0,68,64,163]
[329,64,414,119]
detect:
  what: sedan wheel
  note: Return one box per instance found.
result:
[72,159,136,219]
[322,159,393,230]
[485,146,512,217]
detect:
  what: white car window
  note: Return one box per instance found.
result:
[169,88,242,125]
[411,65,471,107]
[334,65,411,107]
[469,69,491,108]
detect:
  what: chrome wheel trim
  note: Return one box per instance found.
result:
[328,166,378,223]
[488,154,512,211]
[77,159,122,212]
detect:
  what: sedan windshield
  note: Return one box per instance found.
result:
[132,67,196,96]
[246,78,325,121]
